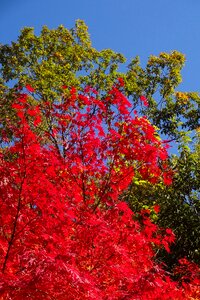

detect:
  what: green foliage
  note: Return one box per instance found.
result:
[0,20,125,97]
[0,20,199,270]
[127,132,200,268]
[0,21,199,141]
[125,51,200,141]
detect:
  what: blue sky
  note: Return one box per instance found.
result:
[0,0,200,92]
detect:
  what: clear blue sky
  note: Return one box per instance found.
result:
[0,0,200,92]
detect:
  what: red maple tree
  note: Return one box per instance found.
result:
[0,83,199,299]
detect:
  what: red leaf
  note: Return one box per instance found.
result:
[26,84,35,92]
[140,95,149,106]
[154,204,160,214]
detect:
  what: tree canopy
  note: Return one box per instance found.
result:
[0,20,199,273]
[0,85,199,299]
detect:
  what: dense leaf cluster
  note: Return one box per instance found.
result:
[0,87,199,299]
[0,20,199,285]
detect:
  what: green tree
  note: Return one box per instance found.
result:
[0,20,199,269]
[126,133,200,268]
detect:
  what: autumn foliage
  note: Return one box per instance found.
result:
[0,82,199,299]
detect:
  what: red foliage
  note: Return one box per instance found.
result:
[0,86,199,299]
[140,95,149,106]
[153,204,160,214]
[26,84,35,93]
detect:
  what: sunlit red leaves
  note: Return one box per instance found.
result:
[154,204,160,214]
[117,77,124,87]
[0,86,199,299]
[140,95,149,106]
[163,170,173,185]
[26,84,35,93]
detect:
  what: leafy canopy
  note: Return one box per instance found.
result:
[0,85,199,299]
[0,20,199,269]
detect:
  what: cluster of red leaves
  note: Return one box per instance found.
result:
[0,86,199,299]
[140,95,149,107]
